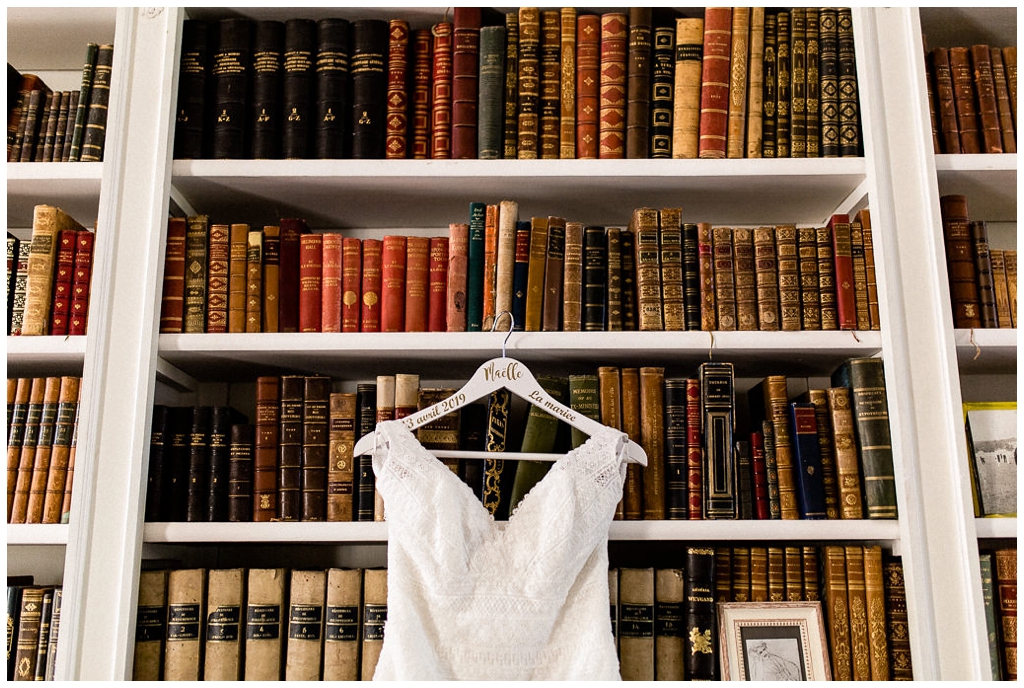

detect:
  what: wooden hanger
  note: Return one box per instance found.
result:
[352,313,648,465]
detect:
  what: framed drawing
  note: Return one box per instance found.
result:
[718,602,831,681]
[963,401,1017,517]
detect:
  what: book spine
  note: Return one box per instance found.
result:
[863,545,891,680]
[818,9,838,156]
[633,208,663,331]
[403,236,429,332]
[774,12,791,158]
[640,367,666,520]
[621,228,638,330]
[726,8,750,159]
[970,220,998,327]
[360,569,388,680]
[478,26,507,160]
[712,226,736,330]
[23,377,60,523]
[991,249,1013,328]
[789,9,807,158]
[663,379,688,520]
[79,44,114,162]
[765,375,800,520]
[618,568,655,680]
[776,224,801,331]
[598,13,628,159]
[277,218,305,333]
[173,26,207,159]
[25,206,84,336]
[410,29,432,159]
[803,389,840,519]
[797,225,821,329]
[452,8,481,159]
[822,545,853,679]
[844,546,871,680]
[538,10,561,159]
[430,22,454,159]
[355,384,377,521]
[244,568,286,680]
[541,217,566,331]
[446,223,469,332]
[204,223,229,333]
[605,226,623,331]
[732,227,758,330]
[684,378,703,519]
[827,386,864,519]
[850,218,871,329]
[684,547,717,679]
[319,233,342,333]
[626,8,652,160]
[951,46,984,151]
[749,430,770,519]
[575,14,600,159]
[351,20,388,159]
[494,201,518,331]
[994,548,1018,680]
[746,9,766,157]
[203,568,244,680]
[789,402,828,519]
[41,377,79,524]
[339,237,362,332]
[183,215,209,334]
[700,362,737,519]
[298,233,323,332]
[805,8,821,157]
[516,8,540,159]
[659,208,684,331]
[277,376,304,522]
[481,204,499,330]
[185,406,212,523]
[225,224,248,332]
[327,392,357,522]
[883,557,914,679]
[132,570,168,680]
[323,568,362,680]
[524,217,549,332]
[673,18,704,159]
[205,406,234,522]
[281,19,315,159]
[301,376,330,522]
[250,21,284,160]
[990,47,1017,154]
[930,48,961,154]
[502,12,520,159]
[559,8,577,159]
[284,570,326,680]
[428,236,449,332]
[466,202,486,331]
[582,225,606,331]
[620,369,644,520]
[254,377,279,522]
[165,569,206,680]
[314,19,351,159]
[13,587,45,679]
[697,222,716,331]
[48,229,77,336]
[244,227,263,333]
[836,9,860,156]
[829,214,857,330]
[650,26,675,159]
[385,19,410,160]
[227,423,254,522]
[697,8,731,159]
[359,239,382,332]
[211,20,251,159]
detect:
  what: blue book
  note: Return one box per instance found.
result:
[466,202,487,331]
[788,401,828,519]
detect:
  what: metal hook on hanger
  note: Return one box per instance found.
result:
[490,310,515,359]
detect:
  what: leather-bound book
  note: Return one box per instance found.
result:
[765,546,785,600]
[181,215,210,334]
[465,203,487,331]
[67,229,93,335]
[9,237,32,335]
[803,8,821,155]
[327,393,357,522]
[821,546,852,679]
[597,367,624,517]
[697,7,732,159]
[206,406,242,522]
[23,205,85,336]
[776,224,801,331]
[39,90,63,162]
[700,362,737,519]
[403,236,429,332]
[507,375,567,512]
[684,377,703,519]
[284,570,327,680]
[845,546,871,680]
[857,210,880,330]
[618,568,655,680]
[981,553,1004,679]
[744,8,766,157]
[185,406,212,523]
[663,378,688,520]
[227,422,254,522]
[659,208,684,331]
[524,216,549,332]
[315,18,351,159]
[481,388,514,520]
[995,548,1018,680]
[79,43,114,162]
[970,220,998,327]
[59,412,78,522]
[481,204,500,330]
[832,358,897,519]
[621,369,645,520]
[244,568,286,681]
[360,238,383,332]
[800,389,840,519]
[48,228,76,336]
[12,586,45,679]
[621,228,638,330]
[204,223,229,333]
[341,237,362,332]
[797,225,821,329]
[538,10,561,159]
[446,223,469,332]
[35,587,55,679]
[408,28,432,159]
[801,546,821,600]
[747,547,768,601]
[459,404,486,497]
[788,401,827,519]
[598,12,628,158]
[320,233,342,333]
[654,568,684,680]
[626,8,653,159]
[1005,249,1017,326]
[250,20,284,160]
[650,25,675,158]
[245,226,263,333]
[428,236,449,332]
[946,47,983,155]
[277,218,307,333]
[41,376,80,524]
[561,221,584,331]
[582,225,607,331]
[385,19,410,160]
[575,13,600,159]
[774,11,791,158]
[714,548,733,601]
[478,25,507,160]
[452,8,481,159]
[161,406,191,522]
[164,568,206,681]
[30,91,53,162]
[712,226,737,330]
[828,213,857,330]
[202,568,244,680]
[726,8,751,156]
[817,9,838,156]
[211,20,251,159]
[494,201,518,332]
[640,367,666,520]
[281,19,315,158]
[991,249,1013,328]
[516,8,541,159]
[749,430,770,519]
[355,383,377,522]
[883,556,913,679]
[784,546,803,600]
[930,48,961,154]
[568,374,600,450]
[680,222,700,331]
[301,376,331,522]
[633,208,663,331]
[298,233,323,332]
[732,546,752,601]
[732,227,757,330]
[760,12,778,157]
[697,222,717,331]
[351,19,388,159]
[836,9,860,156]
[361,569,388,680]
[815,224,839,329]
[863,545,890,679]
[323,568,363,680]
[15,87,47,163]
[10,378,45,523]
[174,23,210,159]
[850,217,870,329]
[430,21,454,159]
[542,216,566,331]
[277,375,304,522]
[227,223,248,332]
[789,8,807,158]
[502,11,520,159]
[684,547,717,679]
[254,376,280,522]
[133,570,168,680]
[750,375,799,520]
[559,8,577,159]
[24,377,60,524]
[672,17,704,158]
[826,385,864,519]
[990,47,1017,153]
[606,226,623,331]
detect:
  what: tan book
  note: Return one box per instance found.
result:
[990,249,1013,328]
[562,221,584,331]
[394,373,420,421]
[205,222,230,333]
[767,546,785,601]
[863,545,890,680]
[7,377,31,521]
[227,223,249,332]
[618,567,655,680]
[132,569,169,681]
[733,227,758,330]
[697,222,717,331]
[827,386,864,519]
[712,226,737,330]
[749,546,769,601]
[797,225,821,330]
[640,367,666,520]
[822,545,852,680]
[328,392,357,522]
[850,217,870,330]
[1004,249,1017,327]
[323,568,363,681]
[285,569,327,681]
[361,568,388,680]
[756,375,799,519]
[672,17,704,158]
[494,200,518,331]
[24,376,61,523]
[856,209,880,329]
[654,568,684,680]
[732,546,751,601]
[659,207,684,331]
[261,224,281,333]
[598,366,623,518]
[164,568,206,681]
[745,8,766,158]
[620,368,644,520]
[245,227,263,333]
[22,205,85,336]
[244,568,287,681]
[775,224,801,331]
[785,546,804,600]
[726,8,750,159]
[802,546,820,601]
[203,568,245,681]
[816,224,839,330]
[752,226,780,330]
[9,377,45,524]
[845,546,871,680]
[524,216,548,332]
[632,208,663,331]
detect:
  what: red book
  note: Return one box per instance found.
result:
[828,214,856,330]
[386,19,410,159]
[447,223,469,332]
[278,218,308,333]
[598,13,628,159]
[452,7,481,159]
[299,233,323,332]
[341,237,362,332]
[576,14,601,159]
[49,229,77,336]
[404,235,430,332]
[428,236,449,332]
[160,217,187,333]
[430,22,454,159]
[698,7,732,158]
[380,235,407,332]
[686,377,703,519]
[321,232,343,333]
[750,430,770,520]
[410,29,433,159]
[69,230,94,336]
[360,238,383,332]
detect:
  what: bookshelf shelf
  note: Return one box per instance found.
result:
[7,524,71,546]
[6,8,117,71]
[974,518,1018,540]
[933,155,1018,222]
[7,163,104,229]
[953,329,1018,374]
[6,335,88,376]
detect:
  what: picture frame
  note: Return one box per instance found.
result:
[718,602,832,681]
[963,401,1017,517]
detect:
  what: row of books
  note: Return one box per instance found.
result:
[926,45,1017,155]
[159,205,880,335]
[7,581,63,682]
[143,356,895,524]
[173,7,863,161]
[980,548,1017,681]
[939,194,1018,329]
[7,206,96,337]
[7,376,81,525]
[6,43,115,163]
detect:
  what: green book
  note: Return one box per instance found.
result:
[568,374,600,449]
[68,42,98,162]
[979,553,1004,680]
[507,375,568,513]
[477,26,506,160]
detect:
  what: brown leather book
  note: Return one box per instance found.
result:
[850,217,871,330]
[775,224,801,331]
[822,545,852,679]
[283,570,327,680]
[301,376,330,522]
[298,233,322,332]
[726,8,750,159]
[714,548,732,601]
[857,208,880,329]
[516,8,541,159]
[182,215,209,334]
[278,218,306,333]
[883,557,913,679]
[633,208,663,331]
[797,225,821,330]
[245,227,263,333]
[731,546,752,601]
[41,376,80,524]
[430,22,454,158]
[203,568,244,680]
[323,568,363,680]
[12,587,46,680]
[452,8,481,159]
[559,8,577,159]
[654,568,684,680]
[9,377,45,524]
[782,546,802,600]
[621,368,644,520]
[971,44,1004,153]
[164,568,206,681]
[732,227,757,330]
[541,216,566,331]
[948,47,982,153]
[673,17,704,158]
[697,8,731,159]
[598,12,628,158]
[827,386,864,519]
[22,205,85,336]
[816,225,839,330]
[754,375,799,520]
[1005,249,1017,326]
[385,19,410,159]
[994,548,1017,680]
[205,223,230,333]
[160,217,188,333]
[575,13,601,159]
[626,8,652,159]
[278,375,305,522]
[845,546,871,680]
[990,47,1017,153]
[597,366,624,518]
[971,220,999,328]
[697,222,717,331]
[805,8,821,157]
[24,376,61,524]
[939,194,982,328]
[403,236,430,333]
[446,224,469,332]
[802,546,820,601]
[659,208,685,331]
[538,10,561,159]
[524,216,548,332]
[863,545,890,680]
[380,235,406,333]
[801,388,840,519]
[640,367,666,520]
[991,249,1013,328]
[253,376,280,522]
[769,547,788,603]
[132,569,168,680]
[789,8,807,158]
[746,8,766,157]
[748,547,768,601]
[481,204,500,330]
[410,29,432,159]
[427,236,448,332]
[618,568,655,680]
[326,392,357,521]
[48,228,75,337]
[227,223,248,332]
[558,220,582,332]
[712,227,737,330]
[320,233,342,333]
[753,226,780,330]
[500,12,519,159]
[244,568,287,680]
[361,569,388,680]
[930,48,962,154]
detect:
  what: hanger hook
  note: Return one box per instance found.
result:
[490,310,515,358]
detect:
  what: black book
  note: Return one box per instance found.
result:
[174,20,211,159]
[350,19,388,159]
[736,439,753,520]
[583,225,607,331]
[663,378,688,519]
[186,405,212,522]
[250,20,284,160]
[355,382,377,522]
[458,402,487,501]
[314,18,351,159]
[649,25,675,158]
[761,12,778,158]
[682,222,701,331]
[282,18,316,159]
[166,406,193,521]
[7,585,26,680]
[620,228,637,331]
[207,406,246,522]
[481,389,515,520]
[227,422,255,522]
[79,44,114,162]
[145,404,169,521]
[684,546,718,679]
[211,18,252,159]
[701,361,737,520]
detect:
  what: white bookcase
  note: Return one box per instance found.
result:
[6,7,1016,680]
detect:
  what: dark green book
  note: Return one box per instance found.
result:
[568,374,600,449]
[68,42,98,161]
[980,552,1004,680]
[507,375,568,513]
[466,202,487,331]
[477,26,506,160]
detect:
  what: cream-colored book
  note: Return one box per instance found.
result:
[203,568,245,681]
[323,568,363,681]
[244,568,286,681]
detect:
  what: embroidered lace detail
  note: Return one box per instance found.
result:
[369,419,629,680]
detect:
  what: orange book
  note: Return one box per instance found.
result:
[380,235,407,333]
[404,236,430,332]
[321,233,343,333]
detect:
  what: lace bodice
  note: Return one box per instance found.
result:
[369,419,629,681]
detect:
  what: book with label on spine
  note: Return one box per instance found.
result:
[250,20,284,160]
[618,567,655,680]
[361,569,388,680]
[327,392,357,522]
[254,376,280,522]
[466,202,487,332]
[501,11,520,159]
[452,8,481,159]
[132,569,168,680]
[285,569,326,680]
[659,208,684,331]
[650,25,675,159]
[575,13,600,159]
[788,401,828,519]
[79,44,113,162]
[323,568,362,680]
[244,568,286,681]
[355,383,377,521]
[203,568,244,681]
[663,379,688,520]
[598,13,628,159]
[790,8,807,158]
[181,215,209,334]
[301,376,331,522]
[836,9,860,156]
[385,19,410,160]
[684,546,717,679]
[516,8,540,159]
[211,20,251,159]
[538,10,560,160]
[430,21,454,159]
[626,8,652,160]
[360,239,383,331]
[164,568,206,681]
[697,8,731,158]
[351,20,388,159]
[174,25,208,159]
[227,422,254,522]
[478,25,506,160]
[403,235,430,333]
[298,233,323,332]
[315,18,351,159]
[559,8,576,159]
[640,367,666,520]
[700,362,737,519]
[446,223,469,332]
[774,11,791,158]
[621,368,644,520]
[994,548,1017,680]
[673,17,704,159]
[321,233,343,333]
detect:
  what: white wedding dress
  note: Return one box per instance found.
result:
[368,419,629,681]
